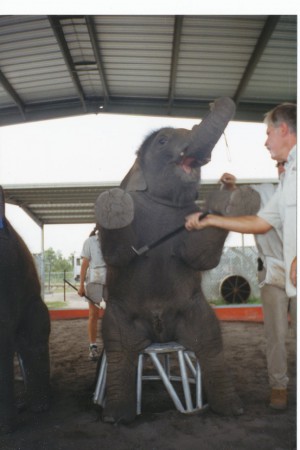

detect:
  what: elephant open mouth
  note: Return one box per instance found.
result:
[176,150,210,174]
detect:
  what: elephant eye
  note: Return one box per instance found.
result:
[158,135,168,145]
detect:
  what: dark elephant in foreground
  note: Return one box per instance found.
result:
[95,98,260,424]
[0,187,51,434]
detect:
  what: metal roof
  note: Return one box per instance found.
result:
[0,15,294,227]
[3,180,278,227]
[0,14,297,127]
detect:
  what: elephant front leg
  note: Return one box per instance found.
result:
[18,340,50,413]
[101,303,150,424]
[0,329,16,434]
[17,302,51,414]
[95,188,137,266]
[178,304,243,416]
[103,349,139,424]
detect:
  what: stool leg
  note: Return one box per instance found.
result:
[149,352,185,413]
[184,352,196,377]
[195,360,203,409]
[136,353,144,415]
[178,350,193,412]
[164,354,170,379]
[184,352,203,409]
[93,352,107,406]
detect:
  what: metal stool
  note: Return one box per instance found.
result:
[93,342,206,414]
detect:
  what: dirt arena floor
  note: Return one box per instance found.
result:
[1,318,296,450]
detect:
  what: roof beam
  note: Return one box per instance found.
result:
[0,96,283,126]
[48,16,87,112]
[0,69,26,120]
[233,15,281,106]
[8,200,43,227]
[20,204,43,228]
[85,15,110,107]
[168,16,183,112]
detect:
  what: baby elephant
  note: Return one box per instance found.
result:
[95,98,260,424]
[0,187,51,434]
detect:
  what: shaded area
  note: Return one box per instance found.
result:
[1,320,296,450]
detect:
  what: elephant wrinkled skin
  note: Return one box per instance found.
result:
[95,98,260,424]
[0,187,51,434]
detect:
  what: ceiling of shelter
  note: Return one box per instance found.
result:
[0,14,295,226]
[0,14,297,127]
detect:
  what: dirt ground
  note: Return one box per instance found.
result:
[1,318,296,450]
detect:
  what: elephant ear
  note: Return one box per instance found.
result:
[120,158,147,191]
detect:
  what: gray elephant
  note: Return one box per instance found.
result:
[0,187,51,434]
[95,98,260,424]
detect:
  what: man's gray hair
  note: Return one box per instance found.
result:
[264,103,297,134]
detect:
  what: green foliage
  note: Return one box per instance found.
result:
[45,301,67,309]
[208,296,261,306]
[44,247,73,272]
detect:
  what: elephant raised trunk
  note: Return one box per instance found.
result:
[188,97,236,166]
[121,97,236,207]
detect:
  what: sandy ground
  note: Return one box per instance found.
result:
[44,290,89,309]
[1,318,296,450]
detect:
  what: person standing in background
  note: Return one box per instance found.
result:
[78,226,107,361]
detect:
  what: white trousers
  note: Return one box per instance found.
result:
[259,269,296,389]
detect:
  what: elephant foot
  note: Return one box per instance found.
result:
[29,390,50,413]
[209,392,244,416]
[0,418,15,435]
[95,188,134,229]
[225,187,260,216]
[205,188,260,217]
[102,401,136,425]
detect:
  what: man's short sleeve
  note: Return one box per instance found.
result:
[257,188,282,230]
[81,238,91,260]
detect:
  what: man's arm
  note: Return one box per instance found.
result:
[185,212,272,235]
[290,256,297,287]
[78,257,89,296]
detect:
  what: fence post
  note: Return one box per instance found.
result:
[64,270,66,302]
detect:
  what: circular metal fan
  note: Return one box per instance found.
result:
[220,275,251,304]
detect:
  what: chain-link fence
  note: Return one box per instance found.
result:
[44,271,74,288]
[202,246,260,302]
[33,254,76,291]
[34,246,260,303]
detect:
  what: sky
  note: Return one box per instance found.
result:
[0,112,279,256]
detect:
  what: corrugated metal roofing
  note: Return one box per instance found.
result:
[0,14,295,226]
[0,14,297,127]
[3,180,278,227]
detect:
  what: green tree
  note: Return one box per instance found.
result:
[44,248,73,272]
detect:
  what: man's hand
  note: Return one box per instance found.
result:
[185,212,211,231]
[219,172,237,191]
[290,256,297,287]
[78,285,86,297]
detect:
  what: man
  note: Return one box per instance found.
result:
[219,165,292,410]
[185,103,296,409]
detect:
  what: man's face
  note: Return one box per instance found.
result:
[264,124,285,160]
